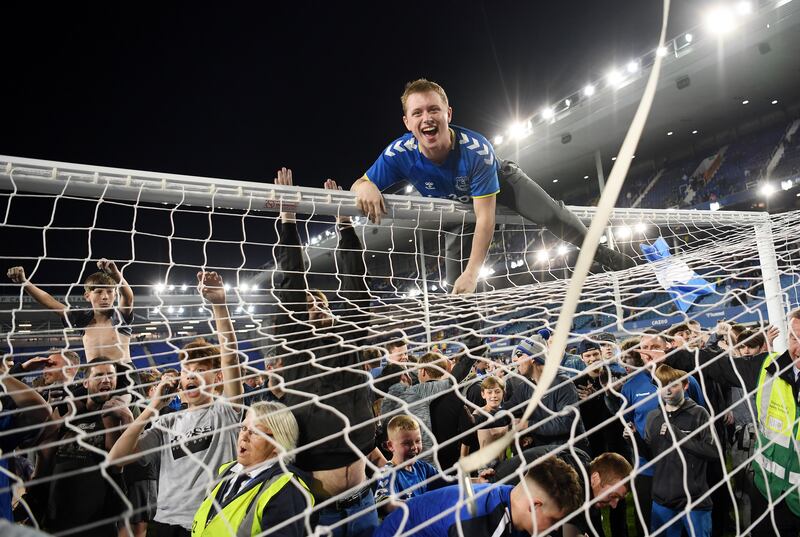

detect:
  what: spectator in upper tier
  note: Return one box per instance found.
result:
[374,415,439,515]
[107,271,243,537]
[191,401,314,537]
[644,365,717,537]
[374,456,583,537]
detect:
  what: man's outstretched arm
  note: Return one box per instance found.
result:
[453,195,496,294]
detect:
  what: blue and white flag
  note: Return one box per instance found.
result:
[639,237,715,312]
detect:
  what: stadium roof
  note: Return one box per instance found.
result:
[498,0,800,197]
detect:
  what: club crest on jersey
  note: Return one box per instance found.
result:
[455,176,469,191]
[425,182,435,190]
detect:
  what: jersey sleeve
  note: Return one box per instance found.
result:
[363,142,406,190]
[469,142,500,198]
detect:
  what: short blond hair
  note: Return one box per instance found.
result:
[401,78,449,114]
[249,402,300,462]
[387,414,420,435]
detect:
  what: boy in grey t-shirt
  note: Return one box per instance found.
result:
[108,271,244,535]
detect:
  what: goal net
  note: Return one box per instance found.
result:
[1,155,799,537]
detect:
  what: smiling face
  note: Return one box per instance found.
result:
[387,428,423,464]
[237,410,277,468]
[402,91,452,159]
[481,386,504,410]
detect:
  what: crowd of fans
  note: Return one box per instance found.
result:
[2,180,800,537]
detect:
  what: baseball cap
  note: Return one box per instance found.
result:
[577,340,601,356]
[594,332,617,344]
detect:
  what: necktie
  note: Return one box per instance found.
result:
[223,472,250,504]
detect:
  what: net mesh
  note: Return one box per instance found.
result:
[1,159,800,537]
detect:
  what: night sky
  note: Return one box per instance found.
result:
[2,1,701,188]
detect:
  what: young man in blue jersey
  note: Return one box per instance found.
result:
[374,456,582,537]
[352,78,633,294]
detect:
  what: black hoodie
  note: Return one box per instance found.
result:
[644,398,718,510]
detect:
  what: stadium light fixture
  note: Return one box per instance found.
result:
[760,183,776,197]
[781,180,793,191]
[684,33,694,43]
[536,250,549,263]
[742,99,749,105]
[607,70,624,87]
[247,305,255,313]
[240,283,249,292]
[564,99,571,109]
[656,46,668,57]
[626,60,639,74]
[167,306,175,314]
[634,222,647,234]
[611,157,617,161]
[692,130,699,135]
[494,135,504,145]
[616,226,632,240]
[667,131,674,136]
[771,99,778,105]
[735,1,753,15]
[409,288,421,298]
[509,120,532,140]
[431,285,437,291]
[584,175,589,179]
[704,5,737,35]
[583,84,596,97]
[198,307,204,313]
[557,245,569,256]
[552,179,558,183]
[709,202,721,211]
[168,284,175,291]
[151,307,160,314]
[180,284,188,292]
[541,107,555,121]
[405,185,414,193]
[235,306,243,313]
[177,307,184,314]
[599,235,608,244]
[154,283,165,293]
[223,283,231,291]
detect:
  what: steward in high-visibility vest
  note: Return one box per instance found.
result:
[753,352,800,516]
[192,460,314,537]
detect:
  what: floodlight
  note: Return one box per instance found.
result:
[656,46,668,57]
[599,235,608,244]
[151,307,160,314]
[557,245,569,256]
[493,135,504,145]
[252,284,258,291]
[180,284,188,291]
[584,175,589,179]
[198,307,205,313]
[771,100,778,105]
[692,130,698,134]
[431,285,438,291]
[667,131,674,136]
[552,179,559,183]
[409,288,421,298]
[735,1,752,15]
[479,266,491,279]
[509,121,531,140]
[168,284,175,291]
[607,70,624,87]
[742,99,749,105]
[583,84,596,97]
[760,183,775,197]
[154,283,165,293]
[781,180,793,191]
[223,283,231,291]
[240,283,249,292]
[684,33,693,43]
[634,222,647,234]
[247,305,255,313]
[704,6,736,35]
[235,306,243,313]
[405,185,414,193]
[167,306,175,314]
[536,250,549,262]
[541,107,555,120]
[626,61,639,73]
[616,226,632,240]
[177,307,184,314]
[709,202,721,211]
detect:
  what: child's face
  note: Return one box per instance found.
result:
[180,361,221,406]
[481,387,504,409]
[85,286,116,313]
[388,429,423,462]
[660,380,687,407]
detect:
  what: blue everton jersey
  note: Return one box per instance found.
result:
[375,484,527,537]
[364,125,500,203]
